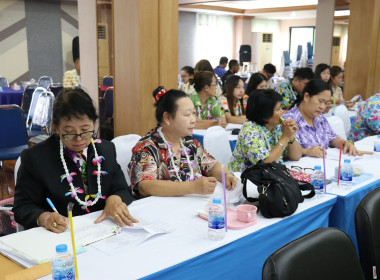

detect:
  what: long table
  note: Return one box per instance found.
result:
[0,87,23,106]
[284,136,380,250]
[1,194,337,279]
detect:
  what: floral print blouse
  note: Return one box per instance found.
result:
[276,79,297,109]
[348,93,380,141]
[332,86,344,103]
[189,93,225,120]
[63,69,81,89]
[229,121,287,172]
[217,95,248,116]
[127,127,217,197]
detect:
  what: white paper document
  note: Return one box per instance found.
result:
[90,219,175,256]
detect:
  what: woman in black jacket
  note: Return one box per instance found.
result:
[13,88,137,232]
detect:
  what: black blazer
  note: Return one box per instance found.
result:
[13,135,133,229]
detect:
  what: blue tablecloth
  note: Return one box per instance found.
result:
[193,133,237,152]
[329,178,380,250]
[142,197,337,280]
[0,87,23,106]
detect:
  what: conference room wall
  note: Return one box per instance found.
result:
[0,0,78,85]
[178,11,196,73]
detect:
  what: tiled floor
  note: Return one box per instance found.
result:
[0,160,16,202]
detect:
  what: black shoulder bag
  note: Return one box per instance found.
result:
[241,160,315,218]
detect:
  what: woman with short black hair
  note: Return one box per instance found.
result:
[128,87,238,198]
[14,88,137,232]
[229,89,302,172]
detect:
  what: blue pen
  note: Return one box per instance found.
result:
[46,197,59,214]
[214,118,220,122]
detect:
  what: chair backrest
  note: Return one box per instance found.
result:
[102,76,113,86]
[0,77,9,87]
[203,126,232,166]
[355,188,380,280]
[104,87,114,119]
[334,104,351,136]
[26,87,47,124]
[21,83,38,115]
[111,134,141,185]
[14,156,21,184]
[48,83,63,97]
[37,76,53,89]
[0,105,28,152]
[31,91,55,131]
[262,227,365,280]
[326,115,347,140]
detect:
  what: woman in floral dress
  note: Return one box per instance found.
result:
[128,87,238,197]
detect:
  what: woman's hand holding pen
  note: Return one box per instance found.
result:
[280,117,298,139]
[95,195,138,227]
[38,211,69,233]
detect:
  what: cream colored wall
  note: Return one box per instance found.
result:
[61,2,78,72]
[333,24,348,68]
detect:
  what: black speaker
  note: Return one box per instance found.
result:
[239,45,251,65]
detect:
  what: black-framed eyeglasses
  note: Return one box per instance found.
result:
[60,130,95,141]
[290,166,314,174]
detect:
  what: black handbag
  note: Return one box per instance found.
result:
[241,160,315,218]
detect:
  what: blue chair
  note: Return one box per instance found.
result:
[0,77,9,87]
[0,105,29,163]
[21,83,38,117]
[102,76,113,87]
[104,87,113,120]
[48,83,63,98]
[37,76,53,89]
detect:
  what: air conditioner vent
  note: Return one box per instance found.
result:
[262,33,272,43]
[98,25,106,39]
[332,37,341,46]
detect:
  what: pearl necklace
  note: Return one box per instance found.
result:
[157,127,195,182]
[60,139,104,209]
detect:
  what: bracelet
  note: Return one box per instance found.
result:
[278,142,286,151]
[343,140,353,147]
[289,136,296,144]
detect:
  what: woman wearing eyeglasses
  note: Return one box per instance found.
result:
[14,88,137,232]
[190,71,227,129]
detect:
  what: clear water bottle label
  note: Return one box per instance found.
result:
[374,142,380,152]
[53,266,75,280]
[208,215,225,230]
[340,170,353,182]
[311,179,324,190]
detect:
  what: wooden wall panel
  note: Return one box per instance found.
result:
[113,0,178,137]
[345,0,380,100]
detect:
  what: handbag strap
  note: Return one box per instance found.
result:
[298,182,315,198]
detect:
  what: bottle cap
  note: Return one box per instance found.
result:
[344,159,351,163]
[314,165,321,170]
[212,198,222,204]
[56,244,68,253]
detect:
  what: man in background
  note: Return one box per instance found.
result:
[221,59,239,86]
[214,56,228,78]
[63,36,81,89]
[276,67,314,110]
[261,63,276,89]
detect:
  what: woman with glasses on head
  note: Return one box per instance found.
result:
[190,71,227,129]
[14,88,137,232]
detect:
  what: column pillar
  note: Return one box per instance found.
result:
[314,0,335,68]
[113,0,178,137]
[344,0,380,100]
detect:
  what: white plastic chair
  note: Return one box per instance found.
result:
[111,134,141,185]
[334,104,351,136]
[13,156,24,232]
[203,126,232,166]
[326,115,347,140]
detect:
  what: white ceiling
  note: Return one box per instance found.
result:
[201,0,318,9]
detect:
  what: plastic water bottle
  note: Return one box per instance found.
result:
[208,198,225,240]
[51,244,75,280]
[311,165,324,197]
[374,135,380,157]
[340,159,353,189]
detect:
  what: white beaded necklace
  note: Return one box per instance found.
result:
[157,127,194,182]
[60,139,103,208]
